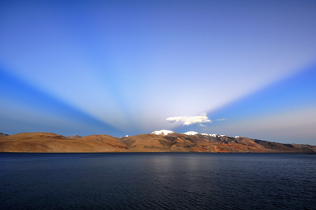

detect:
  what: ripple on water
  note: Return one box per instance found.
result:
[0,153,315,210]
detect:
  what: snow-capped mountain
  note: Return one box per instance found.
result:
[151,130,239,138]
[183,131,198,135]
[1,131,315,153]
[151,130,174,135]
[201,133,220,137]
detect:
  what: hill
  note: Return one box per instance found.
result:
[0,132,126,153]
[0,131,315,153]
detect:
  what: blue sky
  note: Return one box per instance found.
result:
[1,0,316,144]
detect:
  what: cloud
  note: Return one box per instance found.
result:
[217,118,225,121]
[166,113,211,125]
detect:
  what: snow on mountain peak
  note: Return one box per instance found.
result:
[152,130,174,135]
[183,131,198,135]
[200,133,220,137]
[152,130,239,138]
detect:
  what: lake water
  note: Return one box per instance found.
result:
[0,153,315,210]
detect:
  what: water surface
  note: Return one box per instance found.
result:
[0,153,315,210]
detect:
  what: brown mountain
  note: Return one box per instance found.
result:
[0,132,315,153]
[0,132,126,153]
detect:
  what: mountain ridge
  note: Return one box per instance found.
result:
[0,131,315,153]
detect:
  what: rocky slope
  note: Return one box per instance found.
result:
[0,132,315,153]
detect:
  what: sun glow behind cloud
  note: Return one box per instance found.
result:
[167,113,211,126]
[0,1,316,143]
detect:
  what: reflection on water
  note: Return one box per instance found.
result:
[0,153,315,210]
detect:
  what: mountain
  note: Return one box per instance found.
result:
[0,132,8,137]
[0,132,126,153]
[0,131,315,153]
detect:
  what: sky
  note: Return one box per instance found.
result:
[0,0,316,145]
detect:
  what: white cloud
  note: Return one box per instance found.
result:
[217,118,225,121]
[166,113,211,125]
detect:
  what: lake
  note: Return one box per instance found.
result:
[0,153,315,210]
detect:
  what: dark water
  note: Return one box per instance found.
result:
[0,153,315,210]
